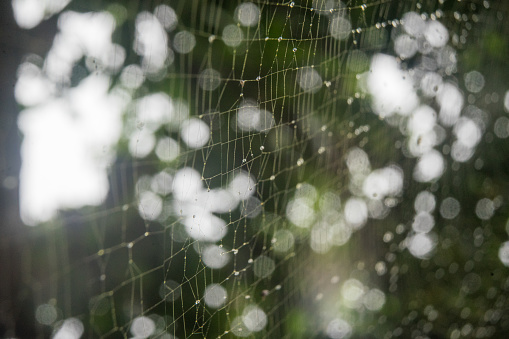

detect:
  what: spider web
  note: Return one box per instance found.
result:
[7,0,509,338]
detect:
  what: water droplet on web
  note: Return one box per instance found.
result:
[256,76,261,81]
[208,35,216,43]
[318,147,325,154]
[195,300,200,305]
[233,249,238,254]
[234,271,240,276]
[248,258,253,263]
[289,2,295,8]
[292,47,297,52]
[297,158,304,166]
[259,146,264,151]
[278,36,283,42]
[264,36,269,41]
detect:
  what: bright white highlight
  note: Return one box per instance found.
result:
[394,34,418,59]
[412,212,435,233]
[138,191,163,221]
[134,12,169,73]
[362,166,403,200]
[235,3,260,27]
[464,71,485,93]
[346,147,371,175]
[494,117,509,139]
[402,12,425,37]
[420,72,443,97]
[414,191,436,213]
[172,167,203,202]
[204,284,228,308]
[367,54,419,117]
[120,64,145,89]
[440,197,461,219]
[407,233,436,258]
[454,118,481,148]
[184,212,227,242]
[413,150,444,182]
[408,106,436,135]
[181,118,210,148]
[424,20,449,48]
[128,130,156,158]
[242,305,268,332]
[436,83,463,127]
[341,279,365,308]
[498,241,509,267]
[171,168,242,242]
[47,11,117,82]
[344,197,368,229]
[363,288,386,311]
[173,31,196,54]
[18,74,126,226]
[202,245,230,269]
[130,316,156,338]
[155,137,180,162]
[326,318,352,339]
[12,0,70,29]
[154,4,178,31]
[223,25,244,47]
[53,318,84,339]
[151,170,173,196]
[286,197,315,228]
[229,171,257,200]
[15,63,54,106]
[475,198,495,220]
[236,101,275,133]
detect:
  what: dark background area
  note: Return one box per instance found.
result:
[0,2,56,336]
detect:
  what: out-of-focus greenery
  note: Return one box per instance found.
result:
[6,0,509,338]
